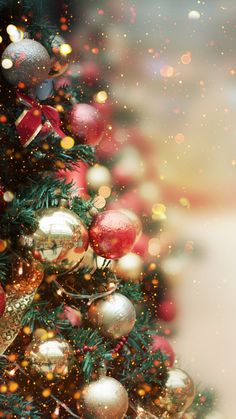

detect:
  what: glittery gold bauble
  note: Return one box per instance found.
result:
[113,252,143,283]
[49,34,69,78]
[25,337,74,378]
[88,292,136,339]
[156,368,195,417]
[20,207,89,273]
[1,39,51,87]
[0,258,44,354]
[86,164,112,191]
[78,376,129,419]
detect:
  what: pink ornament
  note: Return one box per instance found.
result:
[63,305,82,327]
[66,103,105,146]
[157,299,177,322]
[89,210,137,259]
[0,284,6,318]
[151,335,175,367]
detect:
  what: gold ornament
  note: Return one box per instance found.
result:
[113,253,143,283]
[0,258,44,354]
[88,292,136,339]
[86,164,112,191]
[20,207,89,273]
[155,368,195,417]
[78,376,129,419]
[1,39,51,87]
[25,337,74,378]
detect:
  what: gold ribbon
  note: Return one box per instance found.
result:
[0,258,44,355]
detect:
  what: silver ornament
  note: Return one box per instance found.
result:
[1,39,51,87]
[25,337,74,378]
[88,292,136,339]
[35,78,54,100]
[78,376,129,419]
[20,207,89,273]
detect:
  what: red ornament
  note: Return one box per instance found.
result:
[151,335,175,367]
[57,162,89,198]
[89,210,137,259]
[157,299,177,322]
[66,103,105,146]
[0,284,6,318]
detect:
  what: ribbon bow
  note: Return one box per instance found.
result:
[16,92,65,147]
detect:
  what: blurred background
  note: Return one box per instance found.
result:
[57,1,236,417]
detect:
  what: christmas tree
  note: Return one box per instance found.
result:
[0,1,215,418]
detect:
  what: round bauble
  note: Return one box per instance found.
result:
[113,253,143,283]
[86,164,111,191]
[151,335,175,367]
[20,207,89,273]
[0,284,6,318]
[26,337,74,378]
[88,292,136,339]
[66,103,105,146]
[89,210,137,259]
[157,368,195,416]
[157,299,177,322]
[48,34,70,78]
[1,39,51,87]
[119,209,142,241]
[78,376,129,419]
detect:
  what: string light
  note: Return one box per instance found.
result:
[59,43,72,56]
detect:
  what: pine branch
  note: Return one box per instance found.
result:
[22,302,71,332]
[189,388,216,418]
[0,252,11,285]
[0,392,40,418]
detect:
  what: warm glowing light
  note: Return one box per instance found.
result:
[160,65,174,78]
[3,190,14,202]
[1,58,13,69]
[0,36,3,44]
[42,388,51,397]
[9,381,19,392]
[98,185,111,198]
[188,10,201,20]
[181,52,192,65]
[10,29,24,43]
[94,90,108,104]
[60,136,75,149]
[148,238,161,256]
[175,133,185,144]
[6,24,18,35]
[179,197,190,208]
[152,203,167,220]
[59,43,72,56]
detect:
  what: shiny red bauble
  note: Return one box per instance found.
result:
[151,335,175,367]
[157,298,177,322]
[89,210,137,259]
[66,103,105,146]
[0,284,6,318]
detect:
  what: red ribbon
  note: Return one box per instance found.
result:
[16,93,65,147]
